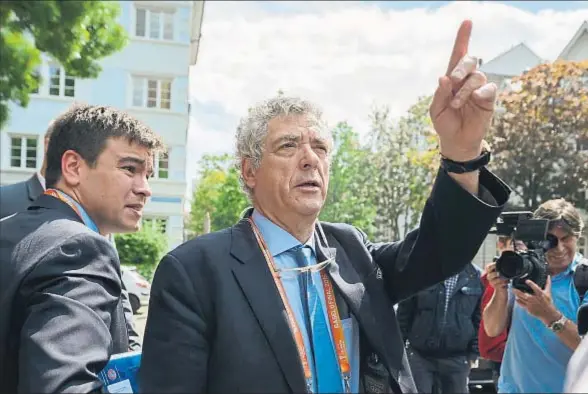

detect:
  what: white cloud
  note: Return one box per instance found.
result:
[186,0,588,182]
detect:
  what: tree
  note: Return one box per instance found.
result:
[487,60,588,210]
[369,96,439,241]
[0,1,128,128]
[115,225,168,280]
[319,122,378,238]
[188,154,249,236]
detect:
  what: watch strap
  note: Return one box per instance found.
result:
[548,314,568,332]
[440,150,491,174]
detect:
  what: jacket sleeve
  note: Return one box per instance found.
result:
[396,296,417,344]
[363,168,510,304]
[18,234,121,393]
[139,253,211,392]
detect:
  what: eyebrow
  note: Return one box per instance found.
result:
[117,156,146,166]
[273,134,329,147]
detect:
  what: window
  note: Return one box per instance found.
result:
[153,150,169,179]
[132,76,172,109]
[143,217,168,234]
[49,64,75,97]
[10,136,38,169]
[135,7,175,40]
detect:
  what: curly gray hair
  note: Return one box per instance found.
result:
[235,95,332,200]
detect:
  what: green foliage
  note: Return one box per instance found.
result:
[368,95,439,241]
[319,122,378,238]
[0,1,128,128]
[115,226,168,281]
[487,60,588,210]
[188,154,249,236]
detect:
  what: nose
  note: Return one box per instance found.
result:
[298,143,320,170]
[134,174,152,198]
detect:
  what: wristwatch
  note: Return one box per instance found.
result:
[548,314,568,333]
[440,150,491,174]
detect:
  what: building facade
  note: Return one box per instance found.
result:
[0,0,204,251]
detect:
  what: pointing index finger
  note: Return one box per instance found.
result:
[446,20,473,76]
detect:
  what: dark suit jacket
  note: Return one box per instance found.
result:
[0,175,44,219]
[0,195,129,393]
[0,175,142,351]
[139,168,510,393]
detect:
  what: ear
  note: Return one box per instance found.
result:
[241,157,257,190]
[60,150,85,187]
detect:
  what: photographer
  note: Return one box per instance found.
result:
[483,198,586,393]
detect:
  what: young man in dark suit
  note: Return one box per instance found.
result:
[0,121,142,352]
[140,20,511,393]
[0,104,164,393]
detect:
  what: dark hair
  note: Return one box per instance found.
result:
[45,103,164,188]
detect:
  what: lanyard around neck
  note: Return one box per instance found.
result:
[248,217,351,393]
[44,189,100,234]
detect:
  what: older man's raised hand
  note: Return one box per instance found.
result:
[430,20,498,164]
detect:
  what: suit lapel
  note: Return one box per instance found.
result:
[314,230,400,372]
[230,219,307,393]
[26,174,44,202]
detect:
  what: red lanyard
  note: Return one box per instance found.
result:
[248,218,351,393]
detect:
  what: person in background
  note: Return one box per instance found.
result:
[484,198,586,393]
[398,262,483,393]
[478,236,523,387]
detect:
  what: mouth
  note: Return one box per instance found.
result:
[125,204,144,213]
[296,180,321,189]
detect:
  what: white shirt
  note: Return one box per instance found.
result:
[565,336,588,392]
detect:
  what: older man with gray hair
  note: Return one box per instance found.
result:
[140,20,511,393]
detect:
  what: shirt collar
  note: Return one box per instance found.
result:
[251,209,315,257]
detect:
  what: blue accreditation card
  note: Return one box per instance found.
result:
[98,351,141,393]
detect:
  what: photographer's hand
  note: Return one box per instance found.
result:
[486,262,509,293]
[516,277,581,351]
[514,277,559,323]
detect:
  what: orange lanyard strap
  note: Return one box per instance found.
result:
[248,218,351,392]
[44,189,83,220]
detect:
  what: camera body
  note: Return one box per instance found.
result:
[490,212,557,294]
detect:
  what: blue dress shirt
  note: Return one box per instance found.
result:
[252,210,359,393]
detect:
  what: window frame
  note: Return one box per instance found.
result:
[134,6,176,41]
[9,135,39,169]
[132,76,172,110]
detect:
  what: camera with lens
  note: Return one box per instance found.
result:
[489,211,558,294]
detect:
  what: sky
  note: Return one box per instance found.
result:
[186,0,588,185]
